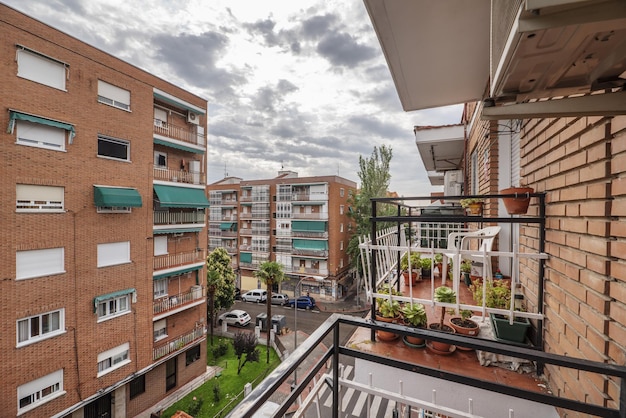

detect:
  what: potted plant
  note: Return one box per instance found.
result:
[433,253,443,278]
[419,257,432,279]
[460,198,484,216]
[400,252,420,285]
[401,303,428,347]
[375,288,402,341]
[460,259,472,286]
[449,309,479,351]
[428,286,456,353]
[500,187,534,215]
[471,279,530,343]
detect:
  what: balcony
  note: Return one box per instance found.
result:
[153,326,204,361]
[154,210,205,226]
[291,212,328,220]
[153,286,204,316]
[153,120,206,148]
[239,212,252,219]
[291,248,328,257]
[283,265,328,276]
[291,192,328,202]
[226,314,626,418]
[154,165,205,185]
[291,231,328,238]
[153,249,204,271]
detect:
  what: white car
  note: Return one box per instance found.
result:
[218,310,251,327]
[271,293,289,305]
[241,289,267,303]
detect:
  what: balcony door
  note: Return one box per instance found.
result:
[165,358,177,391]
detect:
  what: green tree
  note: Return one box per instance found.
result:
[206,248,236,344]
[233,332,260,375]
[347,145,395,277]
[254,261,286,363]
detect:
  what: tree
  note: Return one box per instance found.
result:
[233,332,260,375]
[206,248,236,344]
[254,261,286,363]
[347,145,395,277]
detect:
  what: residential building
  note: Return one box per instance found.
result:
[208,171,356,300]
[1,4,209,417]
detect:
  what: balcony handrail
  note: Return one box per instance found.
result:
[153,165,206,185]
[225,314,626,418]
[153,286,204,315]
[153,249,204,270]
[153,119,206,147]
[153,326,204,361]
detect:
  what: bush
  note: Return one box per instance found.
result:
[211,339,229,359]
[212,383,221,403]
[187,396,203,416]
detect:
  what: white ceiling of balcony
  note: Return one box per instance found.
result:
[363,0,491,111]
[414,124,464,175]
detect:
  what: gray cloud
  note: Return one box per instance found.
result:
[316,32,378,68]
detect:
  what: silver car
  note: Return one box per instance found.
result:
[271,293,289,305]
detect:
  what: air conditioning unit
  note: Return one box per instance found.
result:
[172,233,184,237]
[154,119,167,128]
[187,112,199,125]
[444,170,463,198]
[490,0,626,104]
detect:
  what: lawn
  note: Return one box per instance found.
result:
[161,336,281,418]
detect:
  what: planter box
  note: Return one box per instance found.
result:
[489,313,530,343]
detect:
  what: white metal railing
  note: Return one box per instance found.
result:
[154,210,205,225]
[153,166,206,185]
[153,286,204,315]
[153,120,206,147]
[153,326,205,360]
[153,249,204,270]
[291,213,329,220]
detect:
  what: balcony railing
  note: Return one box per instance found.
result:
[291,212,328,220]
[239,212,252,219]
[283,265,328,275]
[153,249,204,270]
[153,166,206,185]
[154,210,205,225]
[226,314,626,418]
[291,231,328,238]
[153,326,205,361]
[153,119,206,147]
[153,286,204,315]
[291,192,328,201]
[221,230,237,237]
[292,249,328,257]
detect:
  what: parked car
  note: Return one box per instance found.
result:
[218,309,251,327]
[271,293,289,306]
[241,289,267,303]
[288,296,316,310]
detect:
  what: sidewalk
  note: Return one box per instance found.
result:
[316,292,371,315]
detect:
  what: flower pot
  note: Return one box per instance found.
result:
[489,313,530,343]
[375,314,400,341]
[468,203,483,216]
[420,268,431,279]
[402,271,418,285]
[427,323,455,353]
[500,187,534,214]
[449,316,479,351]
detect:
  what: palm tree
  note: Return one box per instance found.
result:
[206,268,221,345]
[254,261,285,363]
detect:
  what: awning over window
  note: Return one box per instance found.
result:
[239,253,252,263]
[153,264,203,280]
[291,220,326,232]
[292,239,328,250]
[94,186,142,207]
[153,185,210,208]
[8,110,76,143]
[220,222,235,230]
[153,228,202,234]
[153,138,204,154]
[93,288,135,312]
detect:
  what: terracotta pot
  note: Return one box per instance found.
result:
[403,322,426,346]
[500,187,534,214]
[375,314,400,341]
[449,316,479,351]
[468,203,483,215]
[427,323,455,353]
[402,271,418,285]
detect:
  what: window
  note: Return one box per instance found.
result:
[16,248,64,280]
[154,108,168,128]
[471,151,478,195]
[154,279,168,299]
[18,369,64,414]
[186,345,201,366]
[17,309,64,346]
[340,223,344,233]
[154,319,167,341]
[98,80,130,110]
[98,135,129,161]
[15,119,67,151]
[97,343,130,376]
[340,205,344,215]
[340,241,344,250]
[17,46,67,90]
[16,184,64,212]
[154,151,167,168]
[154,236,168,256]
[340,188,344,197]
[97,293,131,321]
[97,241,130,267]
[129,375,145,400]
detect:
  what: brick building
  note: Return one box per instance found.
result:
[1,4,209,417]
[208,171,356,300]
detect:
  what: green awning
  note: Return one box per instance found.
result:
[94,288,135,312]
[239,253,252,263]
[9,110,76,143]
[292,220,326,232]
[153,228,202,234]
[292,239,328,250]
[154,185,210,208]
[153,138,204,155]
[153,264,203,280]
[94,186,142,207]
[220,222,235,230]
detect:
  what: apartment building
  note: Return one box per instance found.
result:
[208,171,356,300]
[0,4,209,417]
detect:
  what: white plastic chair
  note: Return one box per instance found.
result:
[440,226,501,291]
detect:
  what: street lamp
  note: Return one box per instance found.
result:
[293,276,323,386]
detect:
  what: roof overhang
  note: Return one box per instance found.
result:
[363,0,491,111]
[414,124,464,174]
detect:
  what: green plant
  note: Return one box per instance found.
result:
[400,252,420,271]
[188,396,203,416]
[433,253,443,264]
[434,286,456,329]
[460,259,472,273]
[401,303,427,328]
[419,257,433,270]
[459,198,484,208]
[471,279,511,309]
[460,309,473,320]
[377,298,402,318]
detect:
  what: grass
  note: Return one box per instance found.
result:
[161,337,281,418]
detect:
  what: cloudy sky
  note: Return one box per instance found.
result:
[5,0,462,196]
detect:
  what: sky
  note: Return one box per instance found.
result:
[4,0,463,197]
